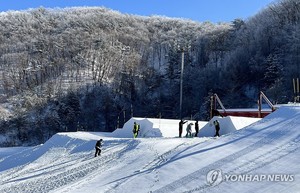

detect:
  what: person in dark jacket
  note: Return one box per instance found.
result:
[133,122,140,138]
[179,120,187,137]
[186,123,193,138]
[213,120,220,137]
[195,120,199,137]
[95,139,103,157]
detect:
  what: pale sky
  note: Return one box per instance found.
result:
[0,0,275,23]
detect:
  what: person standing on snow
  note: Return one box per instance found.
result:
[195,120,199,137]
[213,120,220,137]
[133,122,140,138]
[186,123,193,138]
[95,139,103,157]
[179,120,187,137]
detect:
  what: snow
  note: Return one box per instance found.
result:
[112,116,258,138]
[112,117,207,138]
[199,116,261,137]
[0,104,12,120]
[0,147,29,158]
[0,106,300,193]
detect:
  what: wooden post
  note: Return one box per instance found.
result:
[210,95,214,119]
[258,93,262,118]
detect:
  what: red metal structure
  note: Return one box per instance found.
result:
[210,91,276,118]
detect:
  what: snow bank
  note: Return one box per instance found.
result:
[112,117,208,138]
[112,116,260,138]
[199,116,261,137]
[0,132,108,172]
[1,106,300,193]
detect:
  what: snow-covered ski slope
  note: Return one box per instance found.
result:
[0,106,300,193]
[113,116,259,138]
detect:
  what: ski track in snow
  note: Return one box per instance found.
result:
[0,140,139,193]
[0,107,300,193]
[103,140,194,193]
[153,115,300,193]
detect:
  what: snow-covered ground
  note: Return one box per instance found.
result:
[0,106,300,193]
[113,117,208,138]
[112,116,259,138]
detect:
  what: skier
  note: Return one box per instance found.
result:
[213,120,220,137]
[186,123,193,138]
[133,122,140,138]
[179,120,187,138]
[195,120,199,137]
[95,139,103,157]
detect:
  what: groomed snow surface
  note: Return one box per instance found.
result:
[0,106,300,193]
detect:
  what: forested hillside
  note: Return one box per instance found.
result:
[0,0,299,146]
